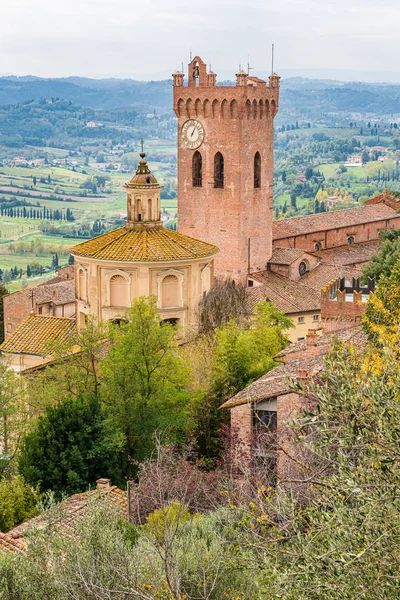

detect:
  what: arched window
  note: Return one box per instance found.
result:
[214,152,224,188]
[347,235,355,245]
[147,199,152,220]
[110,274,128,307]
[192,151,202,187]
[299,261,309,277]
[161,274,179,308]
[254,152,261,188]
[314,242,322,251]
[78,269,86,301]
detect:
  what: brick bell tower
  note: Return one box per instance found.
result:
[173,56,280,279]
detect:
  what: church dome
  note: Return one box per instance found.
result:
[127,152,158,186]
[71,226,218,263]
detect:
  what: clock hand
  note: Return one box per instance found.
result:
[190,127,196,138]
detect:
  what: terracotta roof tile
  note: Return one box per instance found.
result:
[273,204,397,240]
[0,315,76,356]
[247,264,360,315]
[269,248,308,265]
[71,226,219,263]
[5,484,128,552]
[0,532,26,553]
[221,356,325,408]
[275,326,366,358]
[34,279,75,306]
[313,240,381,266]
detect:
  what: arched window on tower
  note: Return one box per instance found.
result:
[192,151,202,187]
[110,274,129,307]
[214,152,224,188]
[254,152,261,188]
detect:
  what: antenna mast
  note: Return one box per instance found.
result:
[271,43,275,74]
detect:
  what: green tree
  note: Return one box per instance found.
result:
[362,229,400,282]
[19,395,123,499]
[0,476,39,532]
[99,297,192,476]
[0,284,8,344]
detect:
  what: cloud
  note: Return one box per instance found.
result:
[0,0,399,79]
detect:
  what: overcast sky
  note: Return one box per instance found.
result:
[1,0,399,81]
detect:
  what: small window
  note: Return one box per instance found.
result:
[248,280,254,287]
[38,307,43,315]
[347,235,355,245]
[298,316,305,324]
[298,261,309,277]
[254,152,261,188]
[192,151,202,187]
[313,315,319,322]
[297,337,305,341]
[214,152,224,188]
[314,242,322,251]
[253,409,277,432]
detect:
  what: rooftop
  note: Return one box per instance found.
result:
[71,225,219,263]
[268,247,310,265]
[314,240,381,267]
[273,204,397,239]
[3,482,127,553]
[248,263,360,315]
[221,326,366,409]
[221,355,325,408]
[0,315,76,356]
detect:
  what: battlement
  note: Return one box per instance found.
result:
[172,56,280,119]
[321,277,375,326]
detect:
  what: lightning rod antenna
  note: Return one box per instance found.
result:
[271,44,275,74]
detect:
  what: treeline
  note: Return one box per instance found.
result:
[0,205,74,220]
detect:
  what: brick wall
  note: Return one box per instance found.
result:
[174,59,280,280]
[274,215,400,252]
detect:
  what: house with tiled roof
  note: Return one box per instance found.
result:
[0,314,76,372]
[72,152,219,330]
[221,326,366,481]
[247,247,361,342]
[0,478,127,554]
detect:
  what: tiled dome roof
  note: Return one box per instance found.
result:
[71,226,219,263]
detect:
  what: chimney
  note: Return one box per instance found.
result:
[306,329,318,346]
[96,478,110,490]
[52,289,56,298]
[297,369,308,379]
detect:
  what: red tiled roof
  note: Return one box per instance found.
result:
[220,356,325,408]
[273,204,397,240]
[3,484,127,553]
[0,532,26,553]
[247,264,360,315]
[314,240,381,266]
[268,248,309,265]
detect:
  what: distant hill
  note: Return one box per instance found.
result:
[0,77,172,110]
[0,76,400,123]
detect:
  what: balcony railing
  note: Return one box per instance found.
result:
[192,178,202,187]
[214,178,224,189]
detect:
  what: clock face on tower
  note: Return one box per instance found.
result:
[181,119,205,149]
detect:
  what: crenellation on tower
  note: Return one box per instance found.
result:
[173,55,280,279]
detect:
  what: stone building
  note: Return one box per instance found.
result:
[222,326,366,481]
[3,266,75,338]
[0,314,76,372]
[272,202,400,252]
[71,152,218,330]
[173,56,280,279]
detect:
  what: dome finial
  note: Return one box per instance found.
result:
[140,138,145,159]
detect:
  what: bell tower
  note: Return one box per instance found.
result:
[173,56,280,279]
